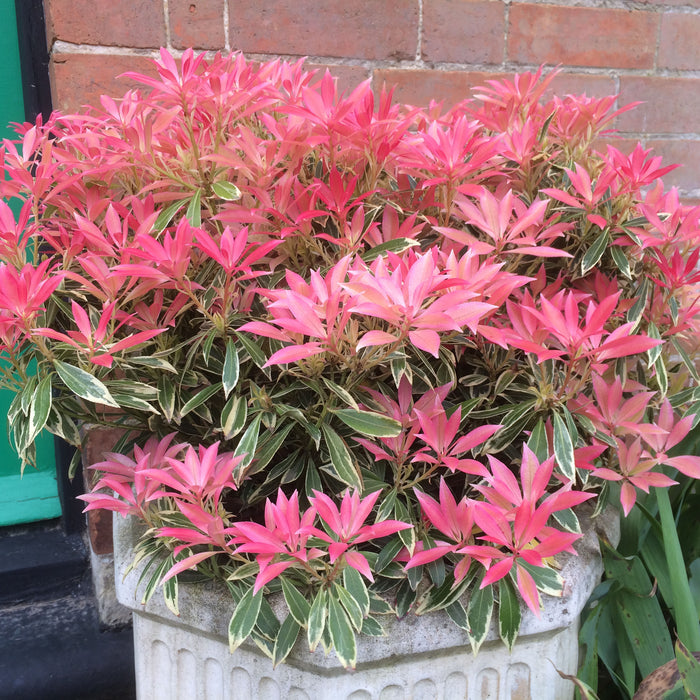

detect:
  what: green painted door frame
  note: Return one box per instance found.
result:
[0,0,61,526]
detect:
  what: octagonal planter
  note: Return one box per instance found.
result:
[114,512,615,700]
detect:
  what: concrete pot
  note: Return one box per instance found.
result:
[114,511,614,700]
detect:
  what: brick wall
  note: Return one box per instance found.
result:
[43,0,700,197]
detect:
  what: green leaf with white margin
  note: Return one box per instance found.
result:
[247,423,294,476]
[444,600,469,631]
[46,408,81,446]
[234,414,262,476]
[321,424,362,491]
[361,237,419,263]
[307,587,327,652]
[154,198,189,232]
[552,411,576,481]
[646,322,663,367]
[157,375,176,422]
[163,572,179,616]
[112,394,159,413]
[27,375,52,445]
[467,577,494,655]
[272,614,301,668]
[526,418,548,462]
[221,395,247,439]
[280,577,311,627]
[518,560,564,597]
[672,337,700,382]
[322,378,359,410]
[129,355,178,373]
[627,278,649,331]
[234,331,268,370]
[333,583,364,632]
[581,229,610,276]
[610,245,632,280]
[186,188,202,227]
[655,354,668,398]
[332,408,402,438]
[228,586,263,653]
[343,566,370,617]
[328,592,357,669]
[360,616,385,637]
[222,339,240,398]
[212,181,241,201]
[54,360,119,408]
[180,382,222,418]
[552,507,581,534]
[498,576,521,652]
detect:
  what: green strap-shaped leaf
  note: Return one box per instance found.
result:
[221,394,247,439]
[581,229,610,276]
[321,424,362,491]
[280,577,311,627]
[467,578,494,655]
[157,375,176,422]
[111,394,158,413]
[228,587,263,653]
[180,382,222,418]
[234,414,262,475]
[333,583,364,632]
[360,616,385,637]
[361,237,419,263]
[445,600,469,631]
[627,278,649,330]
[498,577,521,652]
[343,566,370,617]
[54,360,119,408]
[518,561,564,597]
[321,378,358,410]
[307,587,327,652]
[328,593,357,669]
[222,339,240,398]
[154,198,189,232]
[610,245,632,279]
[654,354,668,398]
[332,408,401,438]
[234,331,268,370]
[552,411,576,481]
[186,188,202,227]
[526,418,548,462]
[272,614,301,668]
[27,375,52,445]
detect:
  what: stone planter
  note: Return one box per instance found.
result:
[114,512,615,700]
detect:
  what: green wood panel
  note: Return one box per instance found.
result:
[0,0,60,526]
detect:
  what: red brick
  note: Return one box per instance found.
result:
[229,0,419,60]
[305,64,371,96]
[507,4,657,69]
[81,427,125,556]
[659,14,700,71]
[45,0,165,48]
[422,1,505,64]
[644,139,700,192]
[373,69,506,108]
[546,73,617,100]
[617,77,700,134]
[50,53,159,113]
[169,0,225,51]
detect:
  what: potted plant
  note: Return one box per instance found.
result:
[1,49,699,698]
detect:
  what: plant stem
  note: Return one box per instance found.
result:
[655,486,700,651]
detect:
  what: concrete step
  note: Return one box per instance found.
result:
[0,523,136,700]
